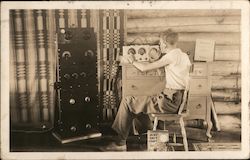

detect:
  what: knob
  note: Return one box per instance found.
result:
[196,104,202,109]
[86,124,92,129]
[198,84,202,88]
[64,30,73,40]
[82,31,91,40]
[128,48,136,55]
[69,98,75,104]
[41,125,46,129]
[158,95,163,99]
[64,74,70,79]
[80,72,87,77]
[85,96,91,102]
[60,29,65,34]
[62,51,71,60]
[72,73,79,79]
[70,126,77,132]
[138,48,146,55]
[84,50,94,57]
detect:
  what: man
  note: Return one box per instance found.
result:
[101,29,191,151]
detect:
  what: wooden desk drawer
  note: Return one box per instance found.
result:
[189,78,208,94]
[188,96,206,116]
[190,63,208,77]
[123,79,165,96]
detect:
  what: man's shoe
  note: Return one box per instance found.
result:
[100,142,127,152]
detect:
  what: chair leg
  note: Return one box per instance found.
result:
[132,119,139,135]
[153,117,158,131]
[179,117,188,151]
[173,133,176,144]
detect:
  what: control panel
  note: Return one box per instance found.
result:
[54,28,100,140]
[123,45,161,62]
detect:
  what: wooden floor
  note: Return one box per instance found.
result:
[10,126,241,152]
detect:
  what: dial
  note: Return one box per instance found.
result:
[149,47,161,61]
[82,31,91,40]
[128,48,136,55]
[62,51,71,60]
[64,30,73,40]
[138,48,146,55]
[63,74,70,79]
[71,73,79,79]
[84,50,95,57]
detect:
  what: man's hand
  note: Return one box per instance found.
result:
[127,54,135,64]
[159,37,168,53]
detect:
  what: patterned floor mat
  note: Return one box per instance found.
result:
[193,143,241,151]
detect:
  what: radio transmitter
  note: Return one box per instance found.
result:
[53,28,101,144]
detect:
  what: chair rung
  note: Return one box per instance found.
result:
[168,143,184,146]
[151,113,180,117]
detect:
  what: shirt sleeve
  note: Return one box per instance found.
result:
[157,53,174,65]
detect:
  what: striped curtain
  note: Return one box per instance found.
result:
[99,10,124,122]
[10,10,56,129]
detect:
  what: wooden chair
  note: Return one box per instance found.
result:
[150,85,189,151]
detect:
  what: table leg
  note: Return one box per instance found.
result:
[206,96,213,140]
[210,95,221,131]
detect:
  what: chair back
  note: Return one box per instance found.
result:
[177,77,190,115]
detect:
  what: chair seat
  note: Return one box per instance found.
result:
[150,113,188,121]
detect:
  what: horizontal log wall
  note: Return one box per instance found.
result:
[125,9,241,133]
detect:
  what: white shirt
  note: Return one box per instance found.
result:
[158,48,191,90]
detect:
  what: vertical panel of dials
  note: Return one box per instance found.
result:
[55,28,100,137]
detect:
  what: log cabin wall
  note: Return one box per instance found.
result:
[124,9,241,133]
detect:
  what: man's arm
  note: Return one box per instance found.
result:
[132,57,170,72]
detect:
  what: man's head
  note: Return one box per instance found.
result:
[161,29,179,47]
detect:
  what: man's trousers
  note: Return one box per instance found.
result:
[112,90,184,140]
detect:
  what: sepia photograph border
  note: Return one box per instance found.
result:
[1,1,249,159]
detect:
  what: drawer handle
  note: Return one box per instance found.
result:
[196,104,202,109]
[198,84,202,88]
[131,85,137,89]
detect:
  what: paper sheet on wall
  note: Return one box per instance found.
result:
[194,39,215,62]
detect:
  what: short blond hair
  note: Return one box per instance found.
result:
[162,29,179,45]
